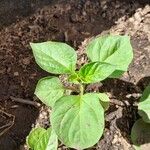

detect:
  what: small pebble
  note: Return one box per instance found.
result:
[14,72,19,76]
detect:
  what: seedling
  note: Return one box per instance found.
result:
[27,35,133,150]
[27,127,58,150]
[131,85,150,150]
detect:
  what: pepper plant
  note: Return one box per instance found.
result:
[131,85,150,150]
[27,35,133,150]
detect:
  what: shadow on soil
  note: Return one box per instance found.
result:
[0,105,39,150]
[0,0,149,29]
[0,0,51,27]
[100,76,150,145]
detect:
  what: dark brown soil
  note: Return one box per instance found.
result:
[0,0,150,150]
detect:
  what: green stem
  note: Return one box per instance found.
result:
[79,84,84,96]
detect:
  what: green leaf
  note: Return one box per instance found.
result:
[35,76,64,107]
[68,73,79,84]
[78,62,115,83]
[51,93,104,149]
[96,93,110,111]
[86,35,133,78]
[27,127,46,149]
[109,70,125,78]
[35,128,58,150]
[131,119,150,150]
[138,85,150,123]
[30,41,77,74]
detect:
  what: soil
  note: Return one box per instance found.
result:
[0,0,150,150]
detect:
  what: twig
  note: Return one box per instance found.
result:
[0,122,13,130]
[0,119,15,137]
[0,109,14,118]
[0,109,15,137]
[10,96,41,108]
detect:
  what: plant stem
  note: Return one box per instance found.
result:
[64,85,79,93]
[79,84,84,96]
[10,96,41,108]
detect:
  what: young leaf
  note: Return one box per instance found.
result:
[35,76,64,107]
[30,41,77,74]
[86,35,133,78]
[131,119,150,150]
[138,85,150,123]
[27,127,46,149]
[34,128,58,150]
[96,93,110,111]
[78,62,115,83]
[51,93,104,149]
[68,73,79,84]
